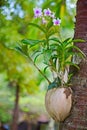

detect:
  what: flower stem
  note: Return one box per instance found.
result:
[27,55,51,84]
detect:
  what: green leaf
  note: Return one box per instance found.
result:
[21,39,44,47]
[63,38,73,48]
[63,38,72,43]
[44,65,49,72]
[28,23,46,33]
[32,50,41,56]
[75,52,85,59]
[14,46,28,57]
[43,49,52,64]
[68,73,73,82]
[49,37,61,43]
[15,46,24,54]
[48,81,58,90]
[65,61,80,69]
[72,45,86,57]
[34,52,42,63]
[46,21,53,30]
[72,39,85,43]
[48,77,61,90]
[21,44,28,55]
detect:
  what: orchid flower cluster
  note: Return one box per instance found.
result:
[33,7,61,26]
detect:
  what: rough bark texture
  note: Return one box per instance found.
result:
[61,0,87,129]
[11,85,20,130]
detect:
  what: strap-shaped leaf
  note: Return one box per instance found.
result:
[21,39,45,47]
[72,39,85,43]
[72,45,86,57]
[14,46,27,57]
[44,65,49,73]
[32,50,41,57]
[34,52,42,63]
[43,49,52,64]
[49,37,61,43]
[47,77,61,90]
[65,61,80,69]
[48,81,58,90]
[63,38,72,43]
[28,23,46,33]
[62,38,73,48]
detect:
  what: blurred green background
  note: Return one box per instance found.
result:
[0,0,77,125]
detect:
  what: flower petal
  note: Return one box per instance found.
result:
[53,18,61,25]
[43,8,51,16]
[33,7,42,18]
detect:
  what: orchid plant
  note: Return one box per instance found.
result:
[16,7,85,89]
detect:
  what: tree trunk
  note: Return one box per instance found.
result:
[11,85,20,130]
[61,0,87,129]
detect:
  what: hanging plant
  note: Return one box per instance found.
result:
[15,7,85,122]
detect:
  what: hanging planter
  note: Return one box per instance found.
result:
[45,87,72,122]
[17,7,85,122]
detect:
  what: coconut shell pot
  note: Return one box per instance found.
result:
[45,87,72,122]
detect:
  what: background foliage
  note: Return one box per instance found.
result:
[0,0,77,123]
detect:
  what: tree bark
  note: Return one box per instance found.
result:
[61,0,87,129]
[11,85,20,130]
